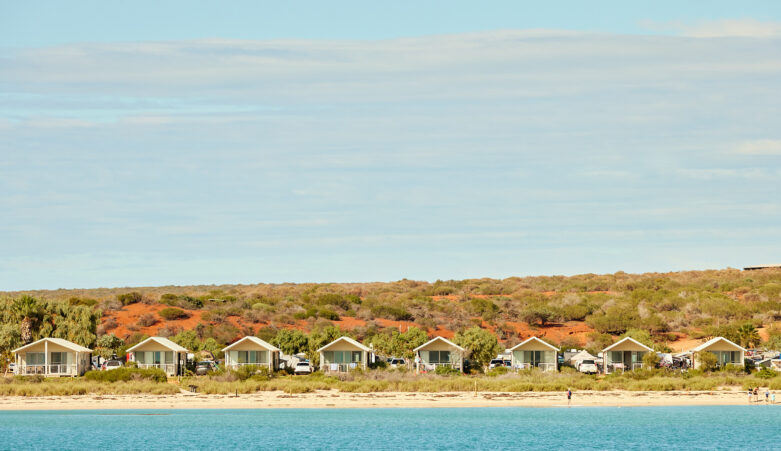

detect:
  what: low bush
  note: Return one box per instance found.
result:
[159,307,190,321]
[84,368,168,383]
[486,366,510,377]
[434,366,461,376]
[137,313,157,327]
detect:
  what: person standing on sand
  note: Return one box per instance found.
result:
[754,387,759,403]
[567,388,572,406]
[748,387,753,404]
[765,389,769,404]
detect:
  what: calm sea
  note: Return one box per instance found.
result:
[0,406,778,450]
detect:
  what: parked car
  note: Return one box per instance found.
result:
[102,360,123,371]
[489,359,505,370]
[388,358,406,368]
[294,361,312,375]
[577,359,598,374]
[195,361,216,376]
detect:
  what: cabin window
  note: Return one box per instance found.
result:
[165,352,174,364]
[26,352,45,365]
[428,350,450,364]
[611,351,623,363]
[50,352,71,365]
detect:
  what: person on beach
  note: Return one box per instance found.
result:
[748,387,752,403]
[754,387,759,403]
[765,389,769,404]
[567,388,572,406]
[772,393,776,404]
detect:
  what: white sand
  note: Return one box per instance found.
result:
[0,389,769,410]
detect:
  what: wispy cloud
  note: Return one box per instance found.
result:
[736,139,781,155]
[1,30,780,289]
[640,19,781,38]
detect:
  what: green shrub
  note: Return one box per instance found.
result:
[159,307,189,321]
[370,305,414,321]
[84,368,167,383]
[117,292,143,305]
[697,352,718,372]
[434,366,461,376]
[755,367,778,379]
[642,351,661,368]
[234,365,271,381]
[486,366,510,377]
[318,309,340,321]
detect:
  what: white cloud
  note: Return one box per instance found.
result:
[641,19,781,38]
[736,139,781,155]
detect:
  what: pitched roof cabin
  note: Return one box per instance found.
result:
[127,337,189,376]
[317,336,373,373]
[602,337,653,374]
[688,337,745,369]
[12,338,92,377]
[222,336,280,371]
[413,336,465,373]
[508,337,559,372]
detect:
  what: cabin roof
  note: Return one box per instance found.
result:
[508,336,560,352]
[222,336,280,352]
[127,336,189,353]
[12,337,92,353]
[317,336,371,352]
[602,336,653,353]
[413,336,465,352]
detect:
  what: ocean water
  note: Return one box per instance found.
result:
[0,406,779,450]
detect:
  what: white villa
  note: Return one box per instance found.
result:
[602,337,653,374]
[318,336,373,373]
[688,337,745,369]
[509,337,559,371]
[12,338,92,377]
[127,336,188,376]
[222,336,280,371]
[413,336,465,373]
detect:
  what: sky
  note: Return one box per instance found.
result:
[1,2,780,291]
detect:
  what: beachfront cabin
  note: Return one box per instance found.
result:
[509,337,559,372]
[413,336,465,373]
[222,336,280,371]
[318,336,372,373]
[12,338,92,377]
[689,337,745,369]
[127,337,188,377]
[602,337,653,374]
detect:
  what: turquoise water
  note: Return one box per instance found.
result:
[0,406,779,450]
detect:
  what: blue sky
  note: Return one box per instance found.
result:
[1,2,780,290]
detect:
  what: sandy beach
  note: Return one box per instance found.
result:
[0,389,770,410]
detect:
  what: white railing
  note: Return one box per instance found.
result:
[515,362,555,371]
[17,364,76,375]
[631,363,644,371]
[137,363,177,374]
[538,362,556,372]
[419,362,455,371]
[324,362,361,372]
[227,362,269,370]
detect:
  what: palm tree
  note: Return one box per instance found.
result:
[737,323,761,349]
[11,295,42,345]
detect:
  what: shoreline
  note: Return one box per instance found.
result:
[0,389,773,411]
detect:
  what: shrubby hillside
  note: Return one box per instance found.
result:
[2,268,780,365]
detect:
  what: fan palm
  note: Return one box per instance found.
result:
[11,295,43,345]
[737,323,761,348]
